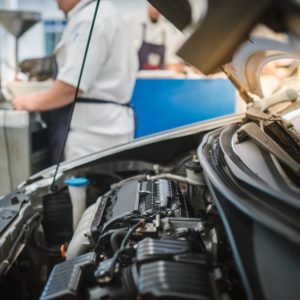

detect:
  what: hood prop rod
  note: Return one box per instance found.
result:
[50,0,102,192]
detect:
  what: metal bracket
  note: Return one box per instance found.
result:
[237,122,300,177]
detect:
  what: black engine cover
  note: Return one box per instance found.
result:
[91,179,189,240]
[89,238,212,300]
[112,179,188,217]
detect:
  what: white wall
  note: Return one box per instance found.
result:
[0,0,147,82]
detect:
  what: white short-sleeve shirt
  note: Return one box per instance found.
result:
[55,0,138,159]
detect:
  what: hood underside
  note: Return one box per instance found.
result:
[147,1,300,72]
[148,0,300,102]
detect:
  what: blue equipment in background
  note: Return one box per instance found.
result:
[131,78,236,138]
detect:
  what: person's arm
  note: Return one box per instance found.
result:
[12,80,79,112]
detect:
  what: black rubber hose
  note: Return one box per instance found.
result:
[120,220,145,249]
[95,214,140,251]
[100,212,136,236]
[110,229,128,253]
[0,212,41,278]
[99,220,145,282]
[95,213,151,252]
[95,219,145,281]
[94,230,113,253]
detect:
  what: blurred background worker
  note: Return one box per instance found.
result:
[132,4,183,72]
[12,0,137,162]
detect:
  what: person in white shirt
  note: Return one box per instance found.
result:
[13,0,137,161]
[132,4,183,72]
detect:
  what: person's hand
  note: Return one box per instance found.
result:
[12,93,40,112]
[12,81,77,112]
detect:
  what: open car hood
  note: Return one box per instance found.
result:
[149,0,276,74]
[149,0,300,102]
[222,36,300,101]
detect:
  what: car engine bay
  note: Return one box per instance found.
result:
[1,0,300,299]
[0,120,246,300]
[41,174,228,300]
[0,109,299,300]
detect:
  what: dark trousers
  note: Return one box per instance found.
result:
[42,103,73,165]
